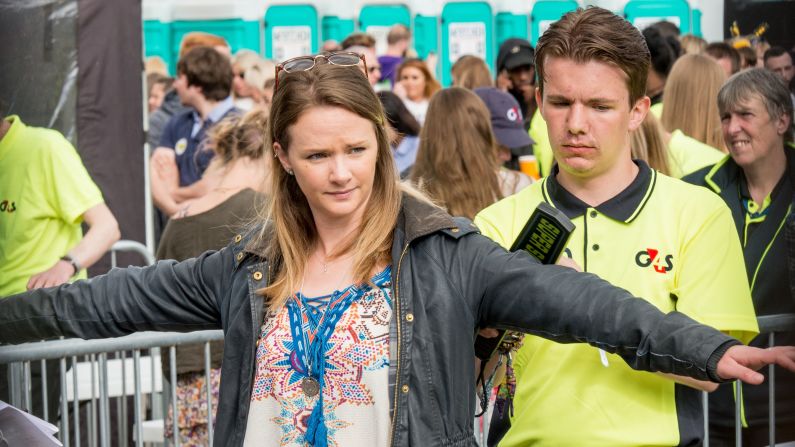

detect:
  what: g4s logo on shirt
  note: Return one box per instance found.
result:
[0,200,16,213]
[635,248,674,274]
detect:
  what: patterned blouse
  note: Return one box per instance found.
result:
[244,266,393,446]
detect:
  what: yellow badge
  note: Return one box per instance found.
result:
[174,138,188,156]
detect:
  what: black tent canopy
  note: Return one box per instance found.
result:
[0,0,146,271]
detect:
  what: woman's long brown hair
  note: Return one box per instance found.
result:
[410,87,502,219]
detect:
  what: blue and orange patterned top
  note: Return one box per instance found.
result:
[243,267,393,446]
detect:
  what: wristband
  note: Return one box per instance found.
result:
[60,254,82,276]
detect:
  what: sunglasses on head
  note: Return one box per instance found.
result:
[274,51,368,91]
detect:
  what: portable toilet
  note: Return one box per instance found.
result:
[142,1,174,73]
[494,0,532,50]
[530,0,578,45]
[624,0,690,34]
[359,3,412,56]
[413,16,439,62]
[170,0,261,64]
[264,4,319,61]
[440,1,494,86]
[319,0,356,47]
[410,0,441,78]
[321,16,356,46]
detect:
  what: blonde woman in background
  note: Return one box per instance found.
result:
[660,54,728,177]
[410,87,530,219]
[662,54,727,151]
[638,106,723,178]
[630,113,672,176]
[679,34,707,55]
[451,55,493,90]
[232,50,276,110]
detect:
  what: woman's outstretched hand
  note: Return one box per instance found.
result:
[716,345,795,384]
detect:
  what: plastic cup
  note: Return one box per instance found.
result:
[519,155,540,180]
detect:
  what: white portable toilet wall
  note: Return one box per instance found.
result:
[689,0,724,42]
[583,0,624,13]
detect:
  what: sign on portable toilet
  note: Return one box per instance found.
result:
[530,0,577,45]
[265,4,319,61]
[441,1,493,86]
[359,4,412,56]
[624,0,691,34]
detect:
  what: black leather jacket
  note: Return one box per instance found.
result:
[0,194,738,446]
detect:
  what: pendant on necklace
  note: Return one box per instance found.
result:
[322,262,327,274]
[301,376,320,397]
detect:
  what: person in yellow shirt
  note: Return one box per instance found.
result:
[475,7,758,446]
[0,114,119,418]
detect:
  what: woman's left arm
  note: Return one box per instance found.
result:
[454,232,735,382]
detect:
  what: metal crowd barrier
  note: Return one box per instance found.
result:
[0,330,224,447]
[701,313,795,447]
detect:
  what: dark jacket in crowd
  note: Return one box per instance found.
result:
[0,194,740,446]
[147,89,189,149]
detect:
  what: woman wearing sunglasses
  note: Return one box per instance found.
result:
[2,52,795,447]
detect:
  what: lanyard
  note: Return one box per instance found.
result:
[285,286,360,447]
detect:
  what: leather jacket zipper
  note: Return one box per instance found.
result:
[388,242,410,446]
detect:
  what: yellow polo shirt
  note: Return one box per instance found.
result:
[529,109,554,178]
[475,161,758,446]
[667,129,725,179]
[0,116,103,296]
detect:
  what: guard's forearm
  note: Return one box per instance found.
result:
[69,203,121,270]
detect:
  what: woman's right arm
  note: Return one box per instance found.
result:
[0,247,233,344]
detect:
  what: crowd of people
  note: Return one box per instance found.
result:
[2,5,795,447]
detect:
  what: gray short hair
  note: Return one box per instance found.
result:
[718,68,794,141]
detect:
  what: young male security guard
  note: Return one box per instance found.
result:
[475,7,759,446]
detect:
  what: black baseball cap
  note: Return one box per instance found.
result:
[496,38,535,72]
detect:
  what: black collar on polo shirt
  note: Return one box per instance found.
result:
[542,160,656,223]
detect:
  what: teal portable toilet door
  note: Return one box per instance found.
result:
[413,14,439,62]
[265,4,319,61]
[441,2,493,87]
[359,4,411,55]
[624,0,690,34]
[143,20,173,73]
[530,0,577,45]
[322,16,355,45]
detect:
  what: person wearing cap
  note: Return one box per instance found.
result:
[496,38,536,130]
[475,8,758,446]
[474,87,535,174]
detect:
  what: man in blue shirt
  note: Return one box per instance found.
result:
[151,46,238,216]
